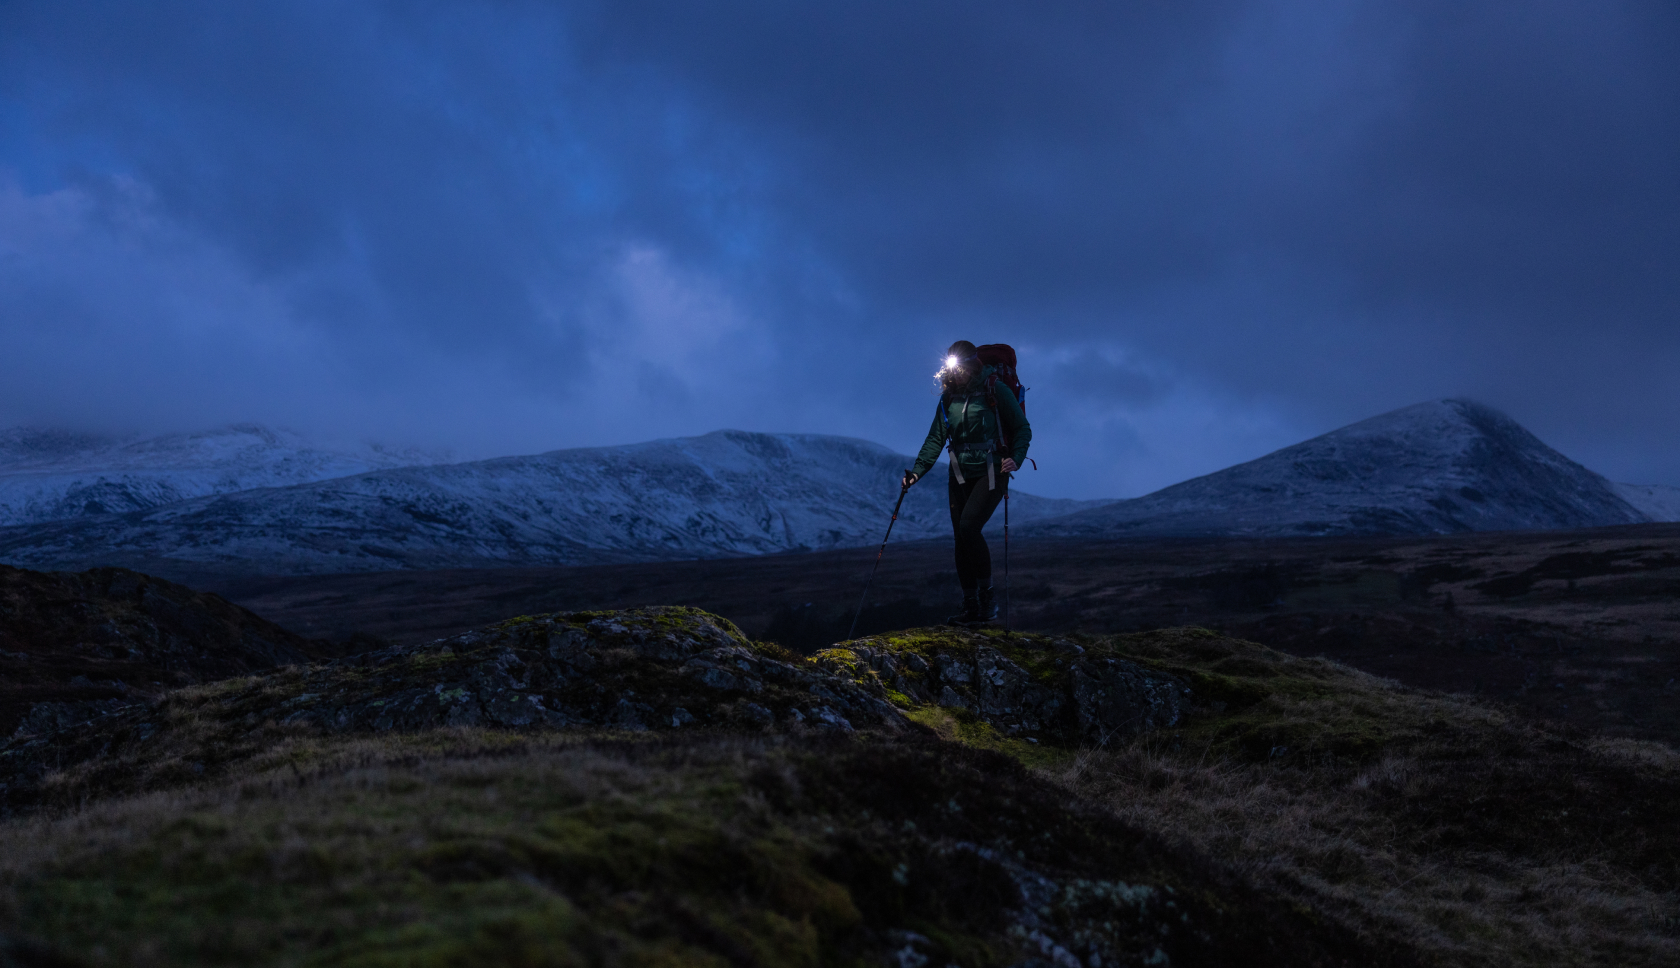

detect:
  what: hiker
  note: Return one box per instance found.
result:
[901,341,1032,625]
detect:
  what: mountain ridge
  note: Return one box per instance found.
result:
[0,402,1672,576]
[0,423,447,526]
[1026,399,1651,537]
[0,430,1101,576]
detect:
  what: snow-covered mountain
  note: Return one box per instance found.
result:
[1026,399,1651,538]
[1612,482,1680,523]
[1,402,1668,576]
[0,425,445,526]
[0,431,1102,575]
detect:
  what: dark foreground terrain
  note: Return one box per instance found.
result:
[3,602,1676,966]
[0,565,319,738]
[215,524,1680,745]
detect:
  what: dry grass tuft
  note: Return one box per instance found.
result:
[0,728,1395,967]
[1041,631,1680,967]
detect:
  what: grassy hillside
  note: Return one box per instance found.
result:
[1054,629,1680,966]
[1,612,1675,966]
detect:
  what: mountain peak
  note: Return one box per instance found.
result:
[1030,399,1647,538]
[1318,398,1535,452]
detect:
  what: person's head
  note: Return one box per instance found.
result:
[938,341,979,391]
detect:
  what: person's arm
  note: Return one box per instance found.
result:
[994,383,1031,468]
[906,400,949,484]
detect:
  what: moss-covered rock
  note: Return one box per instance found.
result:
[0,607,905,816]
[816,627,1190,747]
[311,605,904,735]
[2,613,1211,818]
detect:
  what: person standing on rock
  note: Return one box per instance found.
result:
[901,341,1032,625]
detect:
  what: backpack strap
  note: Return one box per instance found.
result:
[937,395,966,484]
[984,372,1012,457]
[943,382,1016,485]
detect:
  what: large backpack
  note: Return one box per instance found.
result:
[975,343,1027,418]
[940,344,1031,481]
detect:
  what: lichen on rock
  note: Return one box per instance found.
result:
[0,606,909,815]
[302,605,907,734]
[0,610,1198,818]
[816,627,1191,747]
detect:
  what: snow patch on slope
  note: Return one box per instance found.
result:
[1027,399,1649,538]
[0,430,1102,575]
[0,425,446,526]
[1612,482,1680,523]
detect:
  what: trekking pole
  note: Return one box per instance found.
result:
[848,474,911,641]
[1002,482,1010,628]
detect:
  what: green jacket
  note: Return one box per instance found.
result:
[910,365,1032,480]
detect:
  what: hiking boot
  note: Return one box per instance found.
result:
[977,586,998,624]
[946,589,980,625]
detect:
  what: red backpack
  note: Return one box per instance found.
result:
[978,344,1031,465]
[975,343,1027,417]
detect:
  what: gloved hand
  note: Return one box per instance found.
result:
[901,470,919,488]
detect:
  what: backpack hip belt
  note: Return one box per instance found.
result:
[948,440,1000,490]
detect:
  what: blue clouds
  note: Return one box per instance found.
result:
[1,1,1677,499]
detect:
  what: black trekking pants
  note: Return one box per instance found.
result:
[948,463,1008,590]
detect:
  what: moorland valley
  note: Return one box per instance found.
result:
[2,400,1679,966]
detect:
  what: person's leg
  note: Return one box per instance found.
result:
[954,470,1008,621]
[946,466,982,623]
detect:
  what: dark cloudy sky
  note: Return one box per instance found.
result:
[1,1,1676,499]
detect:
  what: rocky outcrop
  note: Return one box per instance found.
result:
[277,606,906,735]
[0,610,1195,817]
[0,607,907,815]
[818,628,1189,746]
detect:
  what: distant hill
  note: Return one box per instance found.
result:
[0,424,445,526]
[1027,399,1650,538]
[0,431,1101,577]
[0,563,315,737]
